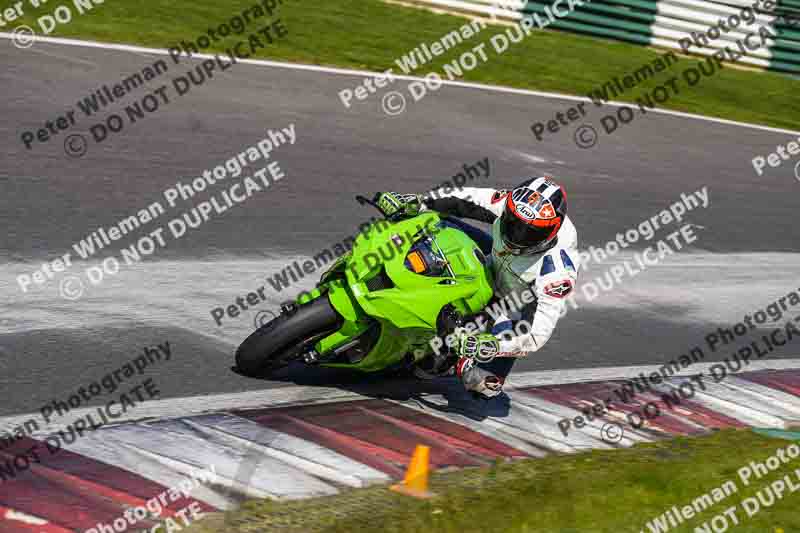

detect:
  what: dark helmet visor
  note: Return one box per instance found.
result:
[500,208,558,253]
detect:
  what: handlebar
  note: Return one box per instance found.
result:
[355,194,381,210]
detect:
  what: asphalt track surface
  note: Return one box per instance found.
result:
[1,39,798,417]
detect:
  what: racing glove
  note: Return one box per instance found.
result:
[374,192,423,221]
[455,332,500,364]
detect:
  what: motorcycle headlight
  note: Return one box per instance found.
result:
[404,239,447,277]
[406,250,427,274]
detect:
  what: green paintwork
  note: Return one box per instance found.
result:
[299,212,494,373]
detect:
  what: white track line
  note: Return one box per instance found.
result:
[504,357,800,388]
[2,358,798,436]
[2,32,799,136]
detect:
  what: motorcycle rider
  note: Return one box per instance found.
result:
[373,176,578,398]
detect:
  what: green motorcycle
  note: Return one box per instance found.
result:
[235,196,495,377]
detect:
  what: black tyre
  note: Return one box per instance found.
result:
[235,295,342,377]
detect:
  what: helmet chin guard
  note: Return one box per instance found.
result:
[500,235,559,256]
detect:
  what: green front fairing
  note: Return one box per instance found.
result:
[304,213,494,372]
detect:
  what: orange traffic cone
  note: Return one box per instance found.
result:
[390,444,433,498]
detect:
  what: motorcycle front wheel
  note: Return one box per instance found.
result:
[234,294,342,377]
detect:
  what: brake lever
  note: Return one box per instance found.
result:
[437,305,464,341]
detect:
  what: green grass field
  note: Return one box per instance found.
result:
[11,0,800,131]
[185,429,800,533]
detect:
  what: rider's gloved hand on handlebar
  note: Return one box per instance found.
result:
[374,192,423,221]
[455,331,500,363]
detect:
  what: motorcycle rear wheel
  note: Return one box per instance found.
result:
[235,294,342,377]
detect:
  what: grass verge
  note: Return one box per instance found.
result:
[185,429,800,533]
[12,0,800,131]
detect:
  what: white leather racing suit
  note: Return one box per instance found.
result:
[422,186,579,357]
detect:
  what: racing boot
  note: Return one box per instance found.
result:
[455,356,504,398]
